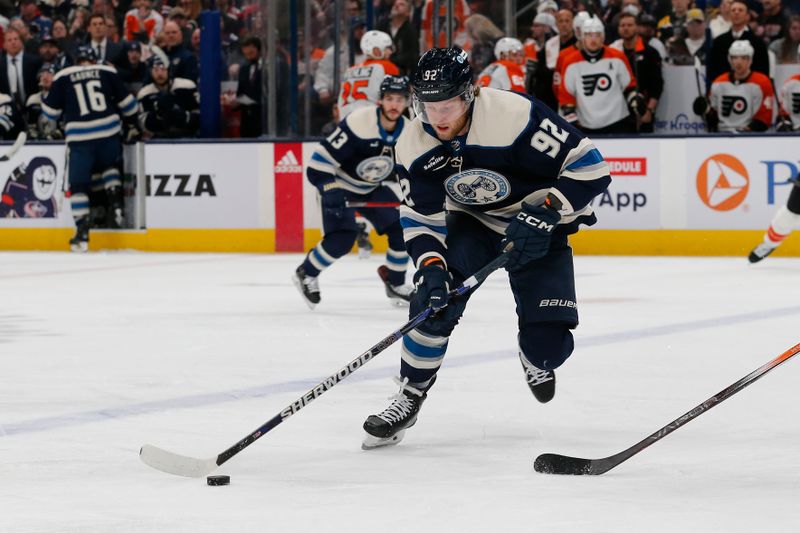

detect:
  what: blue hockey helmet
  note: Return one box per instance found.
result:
[410,47,474,103]
[75,45,98,64]
[380,75,410,98]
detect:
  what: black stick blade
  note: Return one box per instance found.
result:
[534,453,594,475]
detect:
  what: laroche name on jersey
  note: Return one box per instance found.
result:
[395,87,611,269]
[307,105,407,194]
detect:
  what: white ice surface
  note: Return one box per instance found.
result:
[1,251,799,532]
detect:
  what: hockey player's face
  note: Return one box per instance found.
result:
[421,96,469,139]
[151,65,169,85]
[729,55,751,76]
[583,31,604,52]
[380,93,407,121]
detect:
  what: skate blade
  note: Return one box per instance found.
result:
[361,429,406,450]
[70,242,88,253]
[291,274,317,310]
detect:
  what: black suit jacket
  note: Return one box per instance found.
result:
[0,53,43,102]
[88,39,125,69]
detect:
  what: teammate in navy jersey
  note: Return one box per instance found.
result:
[362,47,612,449]
[293,75,415,309]
[42,45,138,252]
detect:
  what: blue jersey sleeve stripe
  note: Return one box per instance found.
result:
[565,148,604,171]
[400,217,447,235]
[311,152,333,165]
[66,118,121,135]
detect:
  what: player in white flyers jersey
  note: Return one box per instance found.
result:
[697,40,774,133]
[337,30,401,118]
[477,37,527,93]
[557,17,642,133]
[776,45,800,132]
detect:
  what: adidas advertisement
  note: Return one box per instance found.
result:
[687,137,799,229]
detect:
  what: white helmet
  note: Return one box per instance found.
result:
[533,13,557,34]
[573,11,591,37]
[581,16,605,37]
[728,39,754,59]
[494,37,524,59]
[360,30,393,59]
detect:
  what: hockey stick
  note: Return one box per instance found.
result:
[534,340,800,476]
[140,245,511,477]
[346,201,401,208]
[0,131,27,162]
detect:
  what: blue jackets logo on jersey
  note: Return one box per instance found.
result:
[356,155,395,183]
[444,169,510,205]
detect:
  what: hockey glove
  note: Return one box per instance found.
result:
[320,185,347,218]
[626,91,646,118]
[692,96,710,117]
[412,261,452,311]
[504,201,561,272]
[776,116,794,132]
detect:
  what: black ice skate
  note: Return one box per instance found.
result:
[356,221,373,259]
[69,216,90,253]
[362,376,432,449]
[377,265,414,307]
[292,265,320,309]
[519,353,556,403]
[748,242,778,264]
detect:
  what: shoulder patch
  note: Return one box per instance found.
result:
[344,105,381,140]
[466,88,532,148]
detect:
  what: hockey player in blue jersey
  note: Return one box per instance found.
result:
[41,45,138,252]
[362,47,612,449]
[293,75,415,309]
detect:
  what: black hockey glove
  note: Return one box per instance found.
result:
[504,201,561,272]
[626,90,646,118]
[692,96,710,116]
[412,261,452,311]
[776,116,794,132]
[320,185,347,218]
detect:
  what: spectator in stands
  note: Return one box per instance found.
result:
[534,9,575,111]
[637,14,668,59]
[137,51,199,138]
[20,0,52,39]
[376,0,419,76]
[601,0,623,42]
[667,8,711,65]
[314,17,366,106]
[657,0,690,43]
[124,0,164,44]
[86,14,124,68]
[464,13,504,74]
[710,0,733,38]
[233,36,263,137]
[68,7,89,44]
[0,27,42,110]
[10,18,40,54]
[613,12,663,132]
[168,7,192,46]
[770,15,800,63]
[421,0,470,51]
[707,0,769,85]
[178,0,202,31]
[757,0,789,44]
[163,20,198,82]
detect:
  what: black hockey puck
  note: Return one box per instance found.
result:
[207,475,230,486]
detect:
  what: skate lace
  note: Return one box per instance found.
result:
[526,366,554,386]
[377,377,422,424]
[303,275,320,294]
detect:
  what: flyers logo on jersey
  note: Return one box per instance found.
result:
[581,73,612,96]
[721,95,748,116]
[696,153,749,211]
[444,169,510,205]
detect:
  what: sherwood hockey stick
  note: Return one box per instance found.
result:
[534,340,800,476]
[346,201,401,208]
[140,246,511,477]
[0,131,26,162]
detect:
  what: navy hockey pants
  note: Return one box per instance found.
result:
[66,135,122,220]
[301,185,409,285]
[400,213,578,385]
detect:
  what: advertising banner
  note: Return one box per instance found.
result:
[0,144,70,228]
[589,138,661,229]
[686,137,799,229]
[144,143,261,228]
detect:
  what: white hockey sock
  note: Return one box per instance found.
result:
[765,207,800,245]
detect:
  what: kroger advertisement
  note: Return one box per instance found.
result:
[686,137,799,229]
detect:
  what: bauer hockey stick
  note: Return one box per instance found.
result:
[345,201,401,208]
[0,131,27,162]
[140,245,512,477]
[534,340,800,476]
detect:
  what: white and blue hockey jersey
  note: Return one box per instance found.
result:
[307,105,407,195]
[42,65,137,143]
[395,87,611,270]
